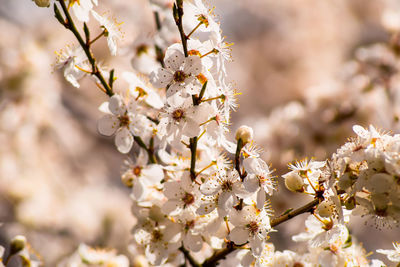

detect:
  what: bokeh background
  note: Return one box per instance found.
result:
[1,0,400,265]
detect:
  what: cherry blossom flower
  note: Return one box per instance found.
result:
[97,94,147,153]
[229,205,271,257]
[133,219,182,266]
[243,157,276,209]
[122,71,164,109]
[150,48,202,98]
[121,151,164,201]
[377,242,400,262]
[91,11,123,56]
[68,0,98,22]
[200,169,248,216]
[54,45,88,88]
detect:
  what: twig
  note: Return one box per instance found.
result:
[173,0,188,57]
[54,1,114,97]
[201,198,320,266]
[179,246,201,267]
[189,136,198,181]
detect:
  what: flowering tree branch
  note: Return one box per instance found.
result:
[200,198,320,267]
[54,0,114,97]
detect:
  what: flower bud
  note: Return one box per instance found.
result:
[33,0,50,7]
[283,172,304,192]
[344,196,356,210]
[121,173,133,187]
[10,235,26,255]
[133,255,149,267]
[235,125,253,144]
[316,201,334,217]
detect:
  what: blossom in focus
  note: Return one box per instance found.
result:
[91,11,123,56]
[377,242,400,262]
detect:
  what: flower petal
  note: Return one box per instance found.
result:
[229,227,248,245]
[97,114,119,136]
[115,127,133,153]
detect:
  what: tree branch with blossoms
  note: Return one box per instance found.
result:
[21,0,400,267]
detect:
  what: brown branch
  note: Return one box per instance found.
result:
[201,198,320,266]
[55,1,114,97]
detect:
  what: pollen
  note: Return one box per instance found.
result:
[119,114,130,127]
[172,109,185,121]
[132,166,142,176]
[173,70,187,83]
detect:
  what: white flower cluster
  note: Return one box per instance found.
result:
[332,125,400,227]
[24,0,400,266]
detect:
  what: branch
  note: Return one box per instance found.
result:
[133,135,157,164]
[189,136,198,181]
[179,246,201,267]
[201,198,320,266]
[173,0,188,57]
[55,1,114,97]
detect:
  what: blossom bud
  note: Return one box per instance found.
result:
[235,125,253,144]
[316,201,334,217]
[283,172,304,192]
[344,196,356,210]
[121,173,133,188]
[133,255,149,267]
[33,0,50,7]
[10,235,26,255]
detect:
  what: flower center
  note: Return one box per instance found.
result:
[136,44,148,55]
[132,166,142,176]
[119,115,130,127]
[173,70,187,83]
[151,230,163,242]
[172,109,185,121]
[247,221,259,234]
[221,180,233,191]
[185,220,195,231]
[182,192,195,206]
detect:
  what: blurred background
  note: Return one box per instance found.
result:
[1,0,400,265]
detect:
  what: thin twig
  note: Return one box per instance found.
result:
[55,1,114,96]
[201,198,320,266]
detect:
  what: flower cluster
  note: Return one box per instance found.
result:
[18,0,400,266]
[331,125,400,227]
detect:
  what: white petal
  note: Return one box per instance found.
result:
[196,202,216,215]
[243,174,259,193]
[249,235,264,257]
[131,180,145,201]
[165,50,185,71]
[183,232,203,252]
[109,94,126,115]
[115,127,133,153]
[218,191,235,213]
[97,114,118,136]
[142,164,164,184]
[161,199,181,215]
[183,56,202,75]
[163,181,182,199]
[229,227,249,244]
[151,68,173,88]
[200,180,220,196]
[256,189,266,210]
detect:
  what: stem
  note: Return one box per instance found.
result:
[55,1,114,97]
[234,138,244,179]
[89,30,106,45]
[179,247,201,267]
[133,135,157,164]
[270,198,319,227]
[201,198,320,266]
[153,11,165,68]
[174,0,188,57]
[201,242,236,267]
[187,21,203,39]
[189,136,198,181]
